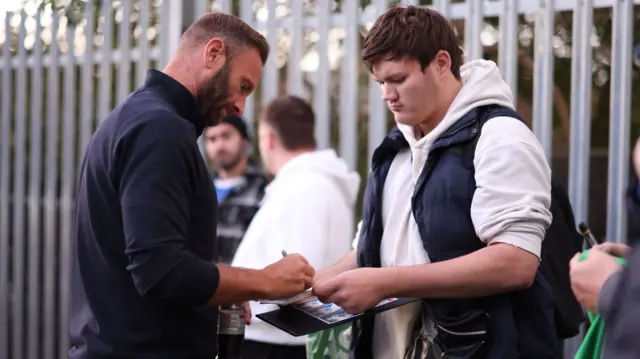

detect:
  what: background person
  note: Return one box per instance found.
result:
[232,95,360,359]
[204,115,269,264]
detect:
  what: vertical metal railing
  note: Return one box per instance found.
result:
[42,12,60,359]
[0,14,11,359]
[367,0,389,167]
[532,0,555,160]
[27,11,44,359]
[498,0,519,98]
[287,0,305,98]
[262,0,279,105]
[568,0,594,225]
[314,0,332,150]
[606,0,633,244]
[0,2,170,358]
[12,11,28,359]
[339,0,360,171]
[0,1,637,358]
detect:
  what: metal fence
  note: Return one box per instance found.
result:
[0,0,636,358]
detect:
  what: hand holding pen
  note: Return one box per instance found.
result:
[258,249,315,300]
[580,222,630,258]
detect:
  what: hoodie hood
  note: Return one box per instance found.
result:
[397,59,515,180]
[268,149,361,205]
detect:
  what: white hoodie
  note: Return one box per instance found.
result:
[368,60,553,359]
[231,148,361,346]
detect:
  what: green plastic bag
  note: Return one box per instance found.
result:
[306,323,351,359]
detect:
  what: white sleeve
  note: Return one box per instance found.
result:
[471,116,552,259]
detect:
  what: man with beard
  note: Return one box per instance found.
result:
[204,115,269,264]
[69,13,315,359]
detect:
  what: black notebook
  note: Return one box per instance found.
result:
[256,296,419,337]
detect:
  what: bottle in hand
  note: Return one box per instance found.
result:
[215,303,245,359]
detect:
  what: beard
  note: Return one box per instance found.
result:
[196,62,232,127]
[217,150,244,172]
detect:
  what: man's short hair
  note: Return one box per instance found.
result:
[362,6,463,79]
[180,12,269,65]
[262,96,317,150]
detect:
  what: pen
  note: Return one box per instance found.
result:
[281,249,288,257]
[578,222,598,248]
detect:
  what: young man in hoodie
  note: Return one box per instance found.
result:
[231,95,361,358]
[312,6,556,359]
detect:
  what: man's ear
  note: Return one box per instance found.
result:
[268,129,279,151]
[203,38,226,70]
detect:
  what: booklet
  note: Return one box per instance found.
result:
[256,295,419,337]
[259,288,315,306]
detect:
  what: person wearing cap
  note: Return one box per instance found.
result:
[204,115,269,264]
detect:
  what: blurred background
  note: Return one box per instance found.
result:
[0,0,638,358]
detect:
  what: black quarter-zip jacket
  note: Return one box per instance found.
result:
[69,69,221,359]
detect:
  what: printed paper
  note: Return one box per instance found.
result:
[291,296,399,324]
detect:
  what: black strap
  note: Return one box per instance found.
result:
[461,105,523,170]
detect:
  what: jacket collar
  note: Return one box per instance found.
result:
[371,107,488,170]
[143,69,206,135]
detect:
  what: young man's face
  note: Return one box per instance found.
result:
[371,57,443,127]
[205,124,247,171]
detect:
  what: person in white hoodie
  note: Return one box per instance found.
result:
[231,95,361,359]
[312,6,556,359]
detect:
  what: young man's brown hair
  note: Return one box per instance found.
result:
[262,95,317,150]
[180,12,270,65]
[362,5,463,79]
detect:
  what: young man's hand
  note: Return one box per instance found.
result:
[260,253,315,300]
[313,268,386,314]
[569,250,622,313]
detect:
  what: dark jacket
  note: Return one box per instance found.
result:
[70,70,220,359]
[351,106,557,359]
[598,181,640,359]
[213,162,269,264]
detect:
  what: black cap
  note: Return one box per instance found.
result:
[219,115,250,140]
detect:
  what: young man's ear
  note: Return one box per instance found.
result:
[434,50,452,77]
